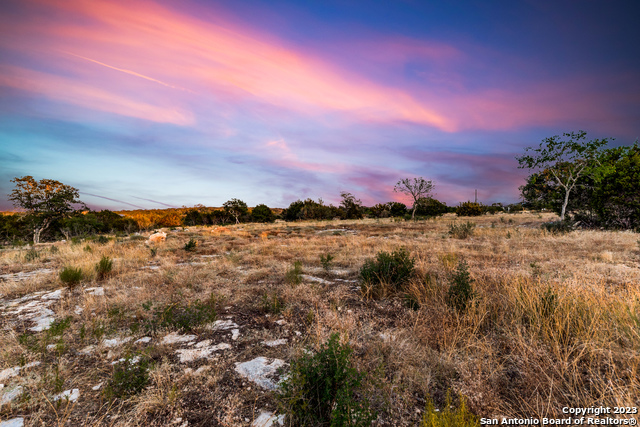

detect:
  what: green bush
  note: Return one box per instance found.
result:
[24,248,39,262]
[104,356,151,399]
[456,202,484,217]
[359,248,415,298]
[59,266,83,287]
[251,204,276,223]
[96,256,113,280]
[286,261,303,286]
[542,220,573,234]
[184,238,198,252]
[446,261,475,312]
[96,235,109,245]
[320,253,334,271]
[261,292,284,315]
[421,391,479,427]
[448,222,475,239]
[279,333,376,426]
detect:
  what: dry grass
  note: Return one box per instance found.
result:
[1,212,639,425]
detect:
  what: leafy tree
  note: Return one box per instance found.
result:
[516,131,611,220]
[394,177,435,220]
[414,197,447,217]
[8,176,86,243]
[339,192,363,219]
[223,198,248,224]
[251,204,275,223]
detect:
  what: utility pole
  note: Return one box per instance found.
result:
[474,189,477,204]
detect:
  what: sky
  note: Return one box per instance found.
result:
[1,0,639,211]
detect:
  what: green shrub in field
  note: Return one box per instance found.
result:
[104,356,151,399]
[421,391,479,427]
[279,333,376,426]
[184,238,198,252]
[96,235,109,245]
[24,248,39,262]
[262,292,284,315]
[59,266,83,287]
[286,261,303,286]
[359,248,415,298]
[320,253,334,271]
[448,222,475,239]
[145,294,218,333]
[446,260,475,313]
[456,202,485,217]
[96,256,113,280]
[542,220,573,234]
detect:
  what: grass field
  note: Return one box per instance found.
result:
[1,212,639,426]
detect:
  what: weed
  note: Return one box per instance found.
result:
[97,235,109,244]
[184,238,198,252]
[421,391,479,427]
[542,220,573,234]
[50,245,59,254]
[47,316,72,338]
[59,266,83,287]
[320,253,334,271]
[530,262,543,280]
[539,286,558,318]
[150,247,158,257]
[286,261,303,286]
[448,222,475,239]
[446,260,475,313]
[262,292,284,315]
[104,356,151,399]
[359,247,415,298]
[279,333,376,426]
[148,294,218,332]
[95,255,114,280]
[70,237,81,245]
[84,244,92,252]
[24,248,39,262]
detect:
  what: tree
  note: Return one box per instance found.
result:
[8,176,86,244]
[339,192,363,219]
[251,204,275,223]
[414,197,447,217]
[394,177,435,220]
[516,131,611,221]
[223,198,248,224]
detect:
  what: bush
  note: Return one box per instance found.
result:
[251,204,275,223]
[421,391,479,427]
[184,238,198,252]
[286,261,303,286]
[24,248,39,262]
[446,260,475,312]
[279,333,376,426]
[456,202,484,217]
[104,356,151,399]
[542,220,573,234]
[261,292,284,315]
[415,197,448,217]
[59,266,83,287]
[95,256,113,280]
[360,248,415,298]
[96,235,109,245]
[448,222,475,239]
[320,253,334,271]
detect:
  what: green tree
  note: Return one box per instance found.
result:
[223,198,248,224]
[394,177,435,220]
[516,131,611,221]
[414,197,447,217]
[251,204,275,223]
[339,192,363,219]
[8,176,85,244]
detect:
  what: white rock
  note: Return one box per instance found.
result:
[175,343,231,363]
[135,337,152,344]
[252,411,285,427]
[301,275,332,284]
[210,319,238,330]
[262,339,287,347]
[162,332,198,345]
[0,367,20,382]
[0,385,23,405]
[102,337,132,347]
[235,357,286,391]
[74,306,84,315]
[0,417,24,427]
[275,319,286,326]
[231,329,240,340]
[85,287,104,296]
[194,340,212,348]
[78,345,95,355]
[92,382,103,391]
[41,289,64,300]
[53,388,79,403]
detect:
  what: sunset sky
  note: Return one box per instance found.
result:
[1,0,639,210]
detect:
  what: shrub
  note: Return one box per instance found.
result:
[456,202,484,217]
[286,261,303,286]
[421,391,479,427]
[104,356,151,399]
[96,235,109,245]
[95,256,113,280]
[83,244,92,252]
[251,204,275,223]
[184,238,198,252]
[448,222,475,239]
[147,294,218,332]
[446,260,475,312]
[320,253,334,271]
[261,292,284,315]
[360,248,415,298]
[59,266,83,287]
[542,220,573,234]
[415,197,448,217]
[279,333,376,426]
[24,248,39,262]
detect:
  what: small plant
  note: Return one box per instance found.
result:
[96,256,113,280]
[530,262,543,280]
[149,247,157,257]
[538,286,558,318]
[24,248,39,262]
[360,247,415,299]
[83,244,92,252]
[320,253,334,271]
[59,266,83,287]
[542,220,573,234]
[262,292,284,315]
[50,245,59,254]
[184,238,198,252]
[148,294,218,332]
[446,260,475,312]
[97,235,109,245]
[448,222,475,239]
[421,390,479,427]
[279,333,376,426]
[70,237,81,245]
[285,261,303,286]
[104,356,151,399]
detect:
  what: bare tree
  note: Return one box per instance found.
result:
[394,177,435,220]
